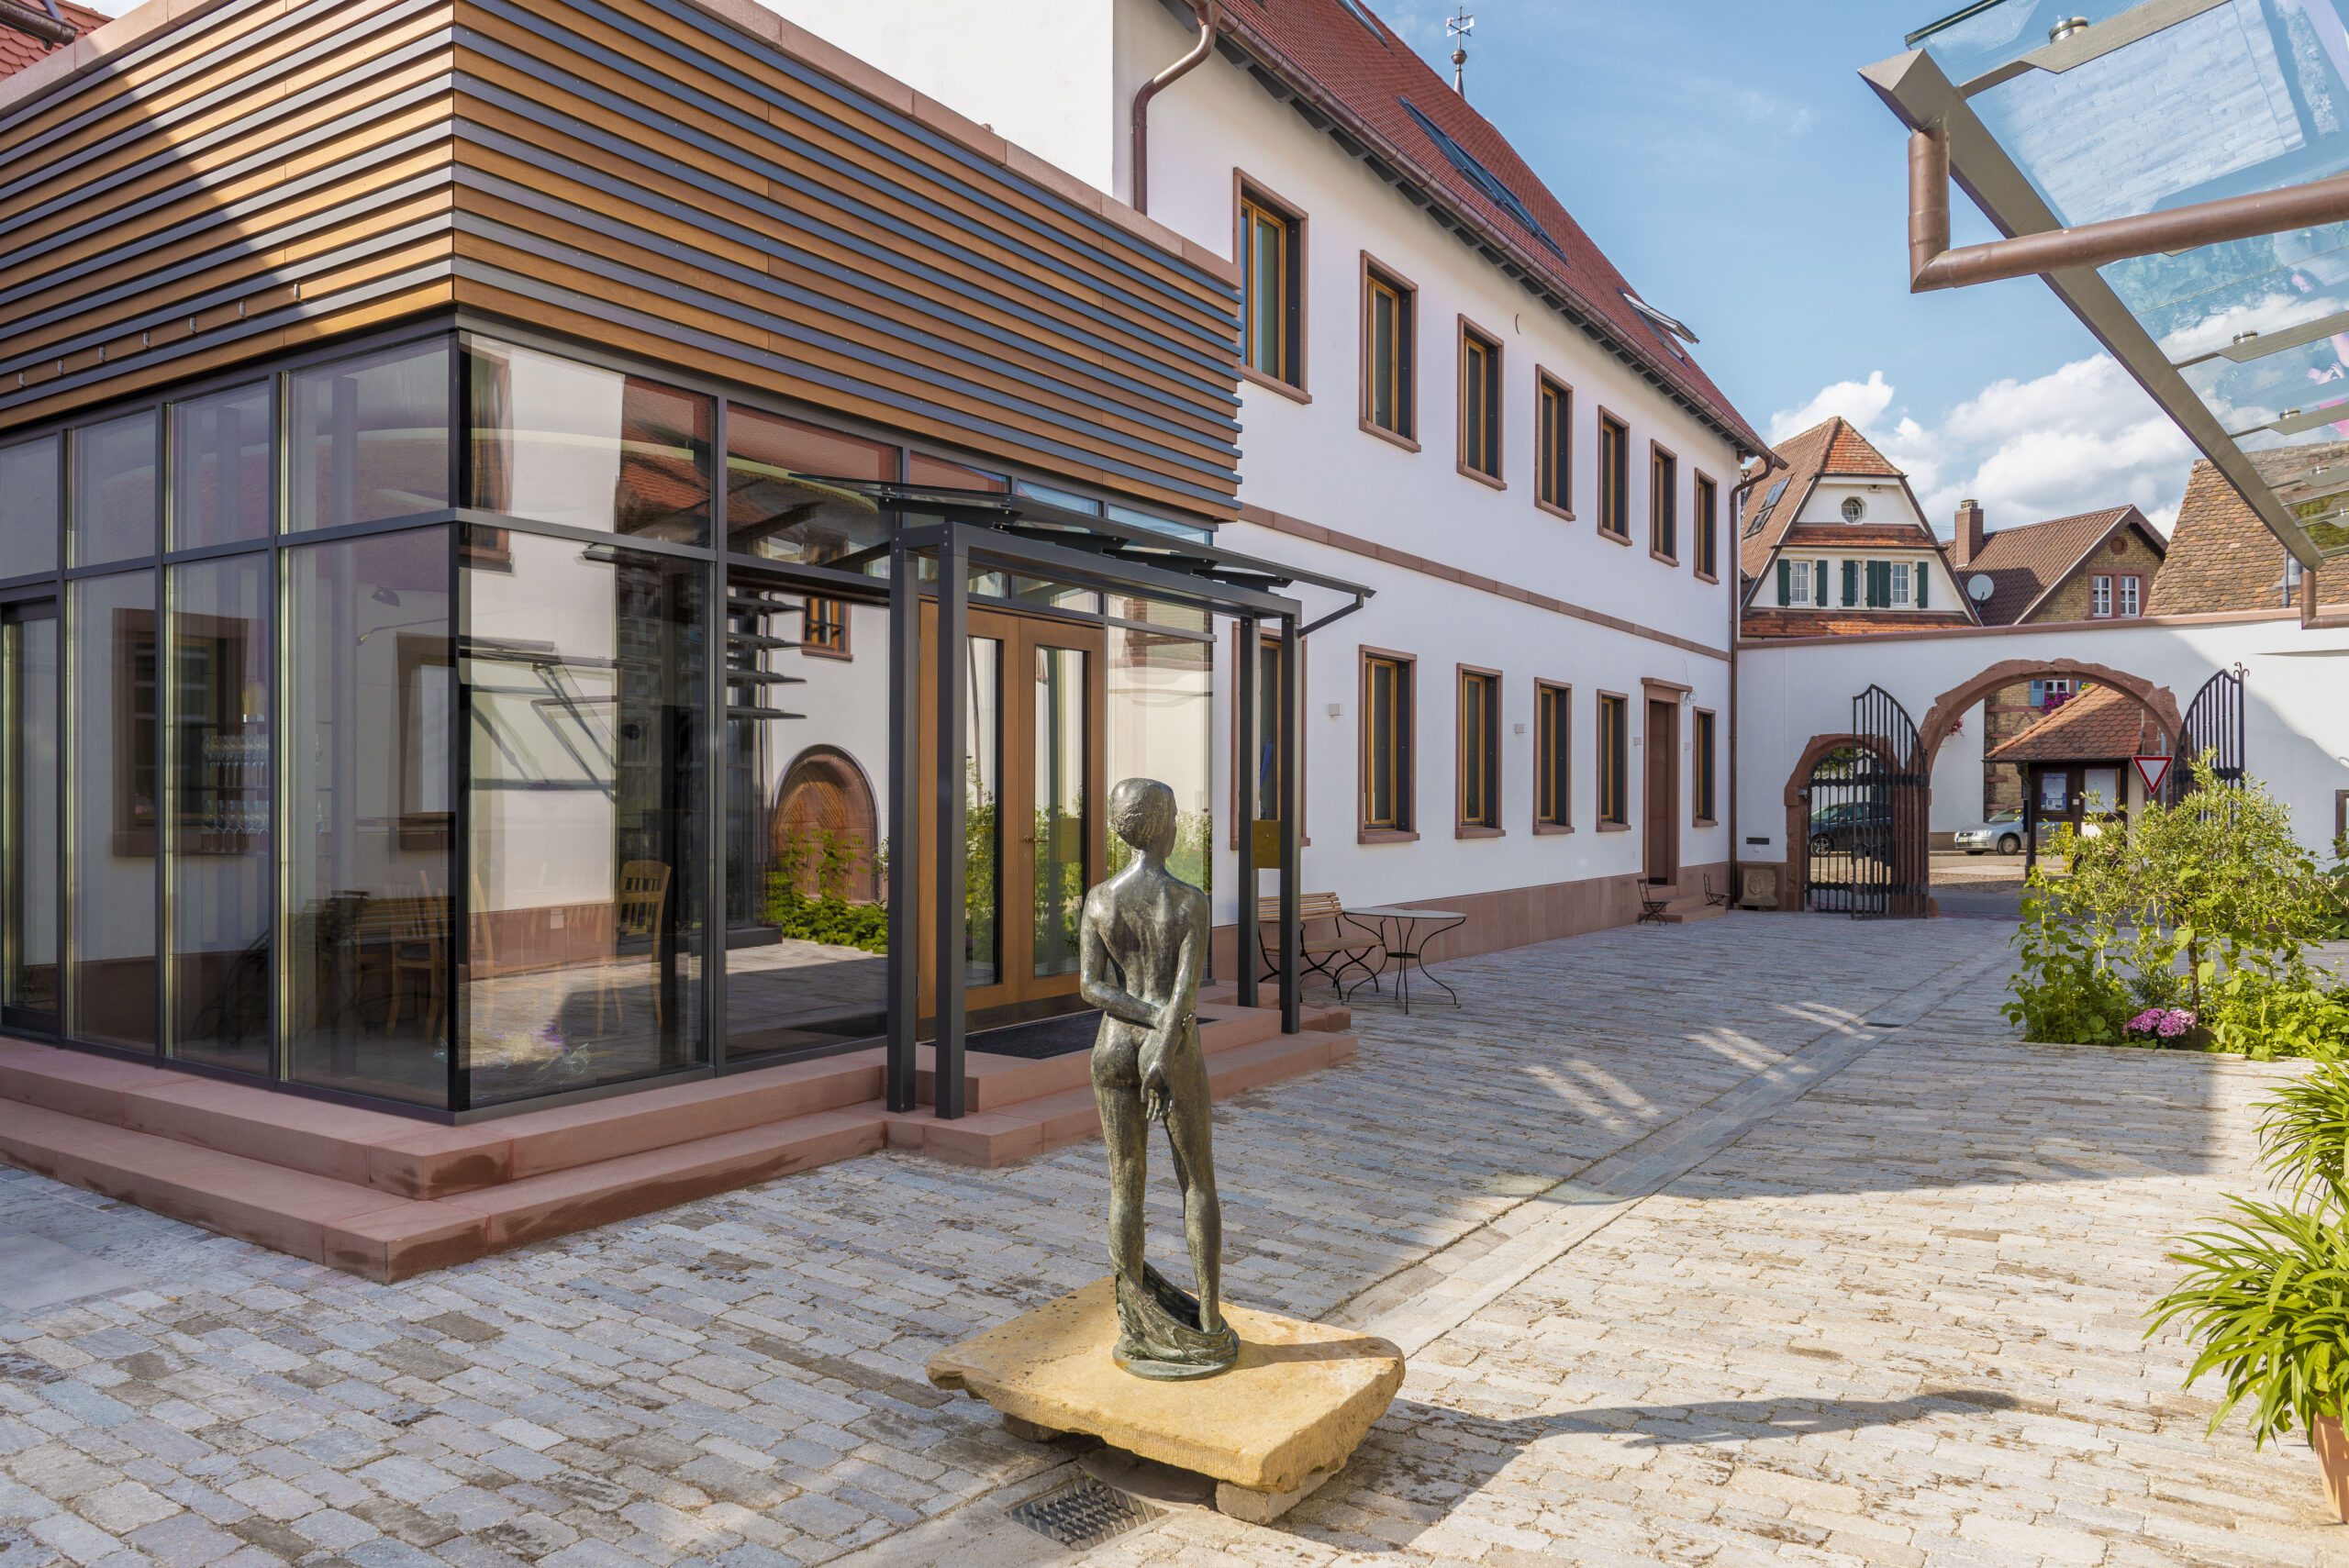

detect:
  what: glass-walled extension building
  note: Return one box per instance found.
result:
[0,0,1351,1127]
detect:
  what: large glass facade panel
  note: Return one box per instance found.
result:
[170,384,272,550]
[725,576,890,1062]
[964,635,1002,986]
[72,413,160,568]
[468,342,713,544]
[462,529,705,1106]
[1031,645,1087,979]
[726,406,893,566]
[167,554,271,1073]
[287,340,451,533]
[1106,618,1211,893]
[3,606,60,1026]
[0,439,61,581]
[68,571,159,1050]
[284,527,453,1106]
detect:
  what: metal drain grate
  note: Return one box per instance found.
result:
[1008,1478,1162,1548]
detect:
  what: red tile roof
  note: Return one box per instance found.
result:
[1209,0,1761,455]
[0,1,103,79]
[1984,684,2163,763]
[1821,420,1902,477]
[2151,456,2349,615]
[1962,506,2160,626]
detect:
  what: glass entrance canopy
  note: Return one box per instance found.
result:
[1882,0,2349,563]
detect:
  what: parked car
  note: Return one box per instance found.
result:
[1952,810,2051,855]
[1808,801,1892,857]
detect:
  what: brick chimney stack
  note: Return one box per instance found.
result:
[1954,498,1985,567]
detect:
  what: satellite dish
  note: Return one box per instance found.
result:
[1967,573,1996,603]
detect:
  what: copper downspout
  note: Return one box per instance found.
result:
[1131,1,1219,216]
[1726,444,1786,911]
[1909,124,2349,292]
[0,1,79,47]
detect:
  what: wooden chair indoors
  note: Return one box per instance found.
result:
[596,860,673,1030]
[384,877,450,1041]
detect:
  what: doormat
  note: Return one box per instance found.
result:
[966,1010,1101,1060]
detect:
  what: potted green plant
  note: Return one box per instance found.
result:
[2149,1060,2349,1518]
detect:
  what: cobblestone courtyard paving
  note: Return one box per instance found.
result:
[3,916,2343,1566]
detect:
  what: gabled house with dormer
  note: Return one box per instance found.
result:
[1738,418,1976,639]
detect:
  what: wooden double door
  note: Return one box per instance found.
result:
[917,605,1107,1026]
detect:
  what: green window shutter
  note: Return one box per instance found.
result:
[1842,559,1859,606]
[1816,562,1828,605]
[1777,558,1791,605]
[1917,566,1928,608]
[1867,560,1889,607]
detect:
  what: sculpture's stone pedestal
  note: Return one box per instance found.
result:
[927,1276,1404,1520]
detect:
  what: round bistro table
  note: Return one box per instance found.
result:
[1343,906,1465,1014]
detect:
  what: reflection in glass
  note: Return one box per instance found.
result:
[462,530,705,1106]
[284,527,452,1107]
[1106,617,1211,894]
[966,636,1001,986]
[4,609,60,1024]
[73,413,159,567]
[287,340,451,532]
[0,439,61,581]
[725,405,892,566]
[168,555,271,1073]
[726,581,890,1062]
[69,571,159,1050]
[468,342,713,544]
[1031,645,1087,978]
[171,384,272,550]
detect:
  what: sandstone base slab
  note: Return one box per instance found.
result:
[928,1275,1404,1499]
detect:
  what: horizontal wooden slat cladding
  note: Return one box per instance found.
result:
[0,0,1242,520]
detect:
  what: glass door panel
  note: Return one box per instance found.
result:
[1030,644,1087,980]
[964,634,1003,987]
[3,605,59,1030]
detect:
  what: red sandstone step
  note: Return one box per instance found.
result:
[921,1001,1336,1112]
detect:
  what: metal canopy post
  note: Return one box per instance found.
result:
[885,535,919,1113]
[933,528,970,1120]
[1277,613,1302,1034]
[1235,613,1258,1011]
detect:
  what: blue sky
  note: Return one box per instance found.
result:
[1375,0,2200,531]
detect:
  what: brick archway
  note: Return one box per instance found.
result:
[1780,731,1903,915]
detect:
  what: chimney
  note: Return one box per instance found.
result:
[1954,498,1985,567]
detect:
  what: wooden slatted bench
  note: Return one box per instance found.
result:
[1256,892,1385,995]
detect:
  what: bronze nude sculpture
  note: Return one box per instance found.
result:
[1080,777,1240,1380]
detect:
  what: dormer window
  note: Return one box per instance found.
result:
[1841,495,1865,523]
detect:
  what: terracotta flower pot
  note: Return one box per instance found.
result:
[2313,1415,2349,1524]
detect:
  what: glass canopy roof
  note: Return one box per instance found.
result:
[1888,0,2349,561]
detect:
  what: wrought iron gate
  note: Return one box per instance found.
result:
[2166,664,2245,801]
[1805,685,1930,918]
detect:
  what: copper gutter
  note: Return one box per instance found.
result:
[0,1,79,48]
[1908,125,2349,292]
[1131,1,1219,216]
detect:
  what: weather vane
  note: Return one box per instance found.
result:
[1448,8,1475,97]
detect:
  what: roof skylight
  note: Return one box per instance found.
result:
[1744,477,1790,537]
[1331,0,1386,40]
[1399,98,1567,261]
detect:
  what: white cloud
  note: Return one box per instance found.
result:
[1766,356,2196,537]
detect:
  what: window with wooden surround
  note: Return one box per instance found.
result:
[1363,265,1416,439]
[1694,473,1718,578]
[1459,324,1501,480]
[1535,681,1571,829]
[1537,375,1571,514]
[1457,668,1499,830]
[1598,413,1629,539]
[1239,188,1302,387]
[803,595,849,657]
[1692,708,1717,824]
[1650,443,1677,561]
[1237,631,1291,834]
[1361,651,1415,834]
[1597,693,1628,827]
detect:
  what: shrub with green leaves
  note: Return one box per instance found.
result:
[2006,758,2349,1058]
[2150,1063,2349,1446]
